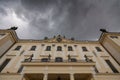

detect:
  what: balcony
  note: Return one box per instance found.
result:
[21,58,95,66]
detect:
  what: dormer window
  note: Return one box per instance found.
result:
[68,46,73,51]
[57,46,62,51]
[46,46,51,51]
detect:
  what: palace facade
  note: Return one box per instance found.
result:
[0,28,120,80]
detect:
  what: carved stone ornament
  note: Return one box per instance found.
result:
[57,37,62,42]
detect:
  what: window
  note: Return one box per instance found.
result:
[41,44,45,46]
[70,58,77,62]
[94,66,99,73]
[57,46,62,51]
[68,46,73,51]
[41,58,49,62]
[110,36,118,39]
[30,46,36,51]
[0,34,5,38]
[17,66,23,73]
[0,59,11,72]
[82,47,88,51]
[14,46,21,50]
[46,46,51,51]
[55,57,63,62]
[105,60,119,73]
[95,47,102,52]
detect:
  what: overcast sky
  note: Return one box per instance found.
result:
[0,0,120,40]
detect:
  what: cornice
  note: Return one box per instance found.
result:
[0,29,18,42]
[1,29,119,44]
[17,39,99,44]
[99,32,120,43]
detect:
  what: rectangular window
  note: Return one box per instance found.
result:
[30,46,36,51]
[0,59,11,72]
[68,46,73,51]
[105,60,119,73]
[14,46,21,50]
[94,66,99,73]
[95,47,102,52]
[82,47,88,51]
[110,36,118,39]
[17,66,23,73]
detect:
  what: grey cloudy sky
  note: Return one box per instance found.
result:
[0,0,120,40]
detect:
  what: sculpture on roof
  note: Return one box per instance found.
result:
[8,26,18,30]
[100,29,108,33]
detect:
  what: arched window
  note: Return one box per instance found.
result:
[70,58,77,62]
[41,58,49,62]
[95,47,102,52]
[55,57,63,62]
[46,46,51,51]
[57,46,62,51]
[68,46,73,51]
[82,47,88,51]
[30,46,36,51]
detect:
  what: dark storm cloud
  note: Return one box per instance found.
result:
[0,0,120,40]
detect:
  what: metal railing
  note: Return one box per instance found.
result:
[23,58,93,63]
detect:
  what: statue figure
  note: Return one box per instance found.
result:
[100,29,108,33]
[8,26,18,30]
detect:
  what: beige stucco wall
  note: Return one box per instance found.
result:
[1,42,119,74]
[0,33,15,58]
[94,74,120,80]
[0,74,23,80]
[0,30,120,80]
[102,35,120,65]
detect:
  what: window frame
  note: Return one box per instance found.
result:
[0,59,11,72]
[82,47,88,51]
[110,36,118,39]
[95,47,102,52]
[57,46,62,51]
[68,46,73,51]
[30,46,36,51]
[105,60,119,73]
[55,57,63,62]
[46,46,51,51]
[14,46,21,50]
[70,58,77,62]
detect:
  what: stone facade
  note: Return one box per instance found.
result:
[0,29,120,80]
